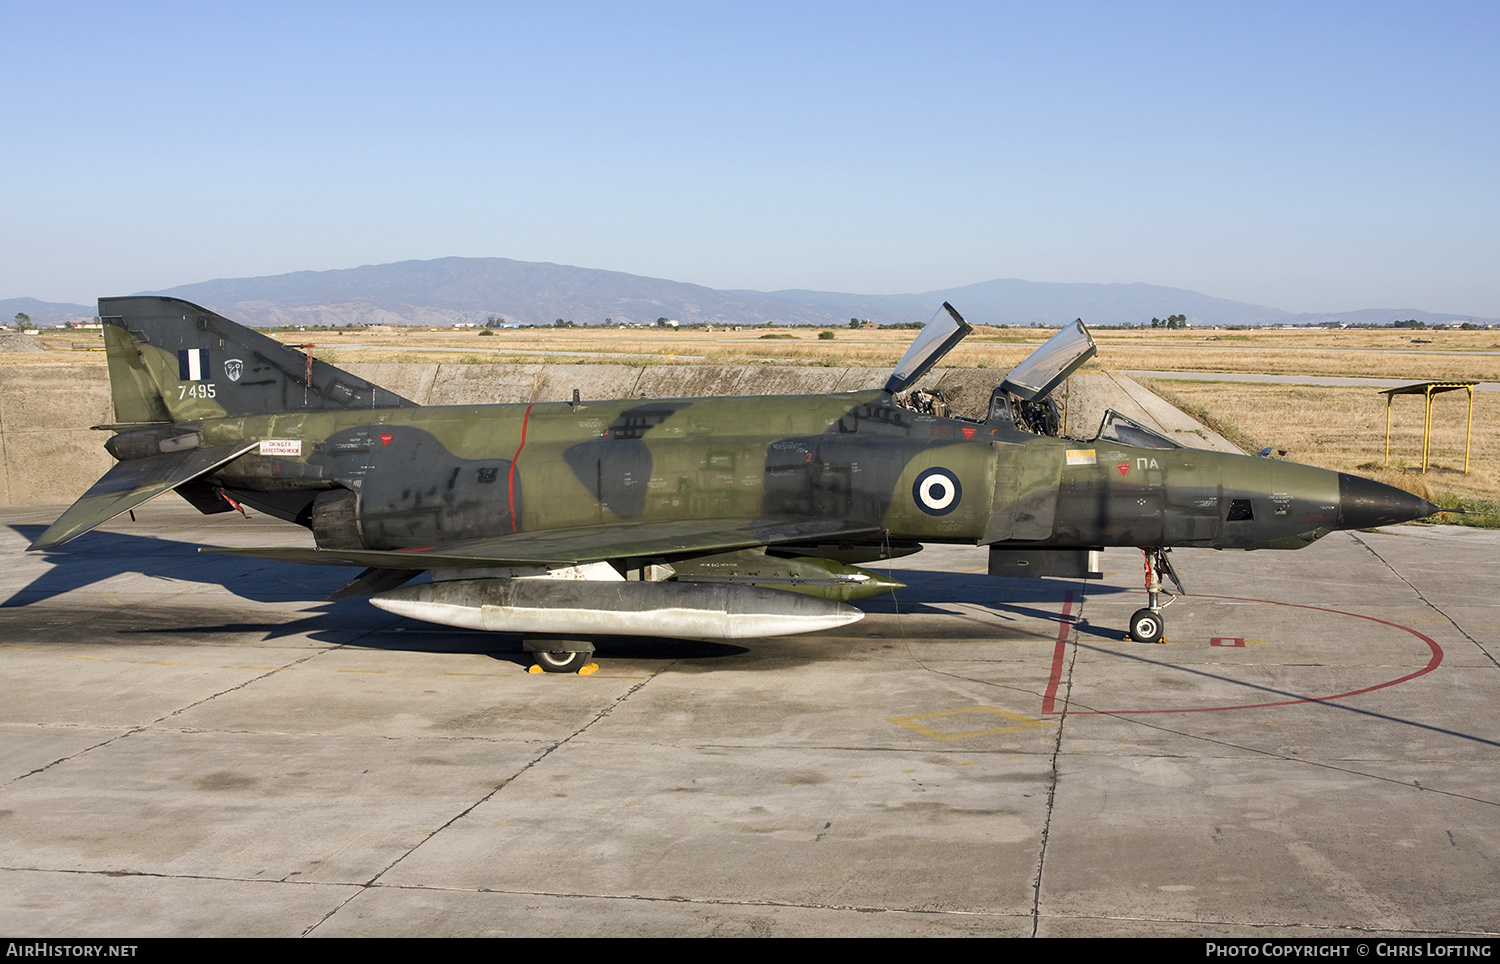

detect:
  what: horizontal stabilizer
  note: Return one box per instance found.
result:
[202,517,887,570]
[29,443,257,551]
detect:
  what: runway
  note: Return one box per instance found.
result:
[1,503,1495,937]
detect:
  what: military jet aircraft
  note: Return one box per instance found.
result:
[30,298,1438,672]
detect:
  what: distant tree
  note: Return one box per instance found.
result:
[849,318,860,329]
[13,312,32,330]
[819,330,835,340]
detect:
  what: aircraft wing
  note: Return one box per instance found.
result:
[202,517,887,570]
[29,442,259,551]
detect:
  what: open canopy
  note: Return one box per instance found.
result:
[1000,319,1097,402]
[884,303,972,394]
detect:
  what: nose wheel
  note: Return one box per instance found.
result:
[1128,608,1165,645]
[1130,548,1183,644]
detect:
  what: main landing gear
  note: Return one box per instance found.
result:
[1129,548,1184,644]
[524,637,599,675]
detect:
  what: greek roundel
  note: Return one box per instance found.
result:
[912,467,962,516]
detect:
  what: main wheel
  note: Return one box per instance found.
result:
[534,650,590,673]
[1129,608,1165,644]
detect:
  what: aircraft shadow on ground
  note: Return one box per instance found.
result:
[860,566,1133,638]
[5,523,1134,662]
[4,524,377,605]
[10,524,1497,746]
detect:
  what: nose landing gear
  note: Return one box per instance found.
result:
[1130,548,1184,644]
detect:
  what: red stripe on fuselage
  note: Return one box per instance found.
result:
[507,404,533,531]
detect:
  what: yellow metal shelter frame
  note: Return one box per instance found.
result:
[1380,381,1475,473]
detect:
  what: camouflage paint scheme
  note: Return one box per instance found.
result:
[30,297,1436,667]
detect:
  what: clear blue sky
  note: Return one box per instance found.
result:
[5,0,1497,316]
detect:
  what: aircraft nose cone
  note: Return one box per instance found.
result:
[1337,473,1440,530]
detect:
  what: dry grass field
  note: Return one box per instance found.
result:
[12,323,1495,520]
[1142,379,1495,517]
[18,324,1500,380]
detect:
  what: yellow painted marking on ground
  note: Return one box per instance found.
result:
[2,645,32,652]
[337,669,388,674]
[887,706,1052,741]
[143,661,192,666]
[68,655,111,662]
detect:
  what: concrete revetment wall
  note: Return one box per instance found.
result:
[0,361,1230,507]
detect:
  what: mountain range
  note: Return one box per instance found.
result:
[4,257,1493,329]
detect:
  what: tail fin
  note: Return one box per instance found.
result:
[99,296,416,423]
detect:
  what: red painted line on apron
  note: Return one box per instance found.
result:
[1044,593,1444,716]
[1041,590,1075,715]
[507,404,533,532]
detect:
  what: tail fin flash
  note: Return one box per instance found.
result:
[98,296,416,422]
